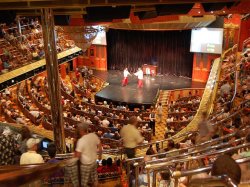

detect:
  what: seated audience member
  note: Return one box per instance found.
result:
[113,131,121,140]
[47,143,59,163]
[20,138,44,165]
[103,130,114,139]
[97,159,107,173]
[101,118,110,128]
[211,154,241,185]
[166,115,174,123]
[146,145,156,155]
[103,101,109,108]
[46,143,64,183]
[157,171,171,187]
[220,81,231,97]
[135,155,153,187]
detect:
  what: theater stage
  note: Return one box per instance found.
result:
[94,70,205,109]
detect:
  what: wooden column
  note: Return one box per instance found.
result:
[41,8,66,153]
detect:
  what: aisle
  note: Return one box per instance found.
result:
[152,90,170,141]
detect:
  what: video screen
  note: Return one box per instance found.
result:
[190,28,223,54]
[92,26,107,45]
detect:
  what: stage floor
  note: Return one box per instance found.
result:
[94,70,206,108]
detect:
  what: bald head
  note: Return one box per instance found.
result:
[77,122,90,134]
[128,116,138,126]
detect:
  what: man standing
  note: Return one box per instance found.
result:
[134,68,144,88]
[149,108,156,136]
[156,102,163,123]
[122,68,131,86]
[120,116,144,158]
[75,122,102,187]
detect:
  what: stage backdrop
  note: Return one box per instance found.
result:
[107,29,193,77]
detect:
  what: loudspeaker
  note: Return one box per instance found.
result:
[156,4,194,16]
[202,2,235,12]
[134,11,158,20]
[85,6,131,22]
[54,15,70,25]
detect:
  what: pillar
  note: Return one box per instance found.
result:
[16,16,22,36]
[41,8,66,153]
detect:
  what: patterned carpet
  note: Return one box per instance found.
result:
[152,90,170,141]
[136,90,170,156]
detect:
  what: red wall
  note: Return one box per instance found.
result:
[192,53,220,83]
[78,45,107,70]
[239,19,250,51]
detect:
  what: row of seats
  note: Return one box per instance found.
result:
[0,18,75,74]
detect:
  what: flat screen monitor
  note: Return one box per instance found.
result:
[92,28,107,46]
[190,28,223,54]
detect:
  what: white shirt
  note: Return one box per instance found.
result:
[166,117,173,123]
[20,151,44,165]
[157,105,163,114]
[124,69,130,77]
[76,133,100,164]
[135,70,143,80]
[29,111,40,118]
[120,124,144,148]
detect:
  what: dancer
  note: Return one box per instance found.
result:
[122,68,130,86]
[134,68,144,88]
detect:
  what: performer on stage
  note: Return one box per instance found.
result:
[122,68,130,86]
[134,68,144,88]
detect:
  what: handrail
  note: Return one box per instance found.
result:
[172,156,250,179]
[212,44,239,121]
[134,131,197,150]
[145,142,250,169]
[150,156,250,187]
[133,134,245,168]
[132,135,244,185]
[213,99,250,126]
[0,157,78,186]
[127,131,244,164]
[126,126,249,186]
[189,175,238,187]
[136,137,244,166]
[127,120,249,164]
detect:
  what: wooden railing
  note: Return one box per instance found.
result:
[0,158,78,186]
